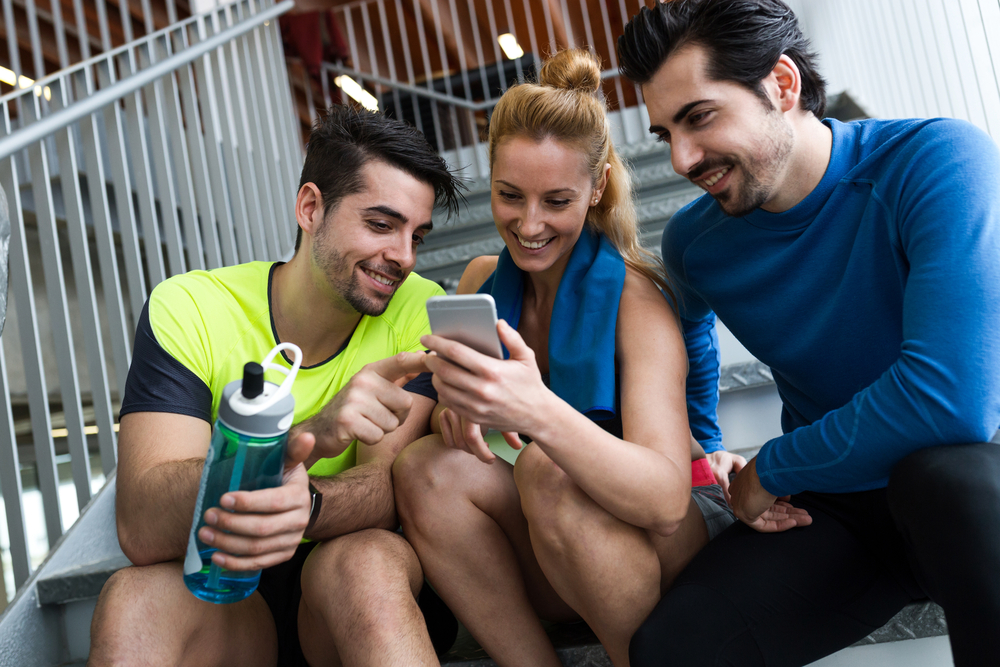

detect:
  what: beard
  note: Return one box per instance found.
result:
[311,227,403,317]
[695,109,795,218]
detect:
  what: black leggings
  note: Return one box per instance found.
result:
[629,442,1000,667]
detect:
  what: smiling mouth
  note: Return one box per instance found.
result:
[697,166,730,188]
[514,232,554,250]
[362,268,399,288]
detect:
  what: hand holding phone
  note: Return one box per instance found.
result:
[425,294,522,461]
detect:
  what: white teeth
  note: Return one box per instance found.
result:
[702,166,730,187]
[515,233,553,250]
[364,269,395,286]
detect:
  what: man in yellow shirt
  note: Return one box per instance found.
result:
[88,106,463,667]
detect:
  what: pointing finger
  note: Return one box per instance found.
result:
[421,334,498,374]
[366,352,430,383]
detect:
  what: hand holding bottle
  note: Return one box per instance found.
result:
[197,429,314,571]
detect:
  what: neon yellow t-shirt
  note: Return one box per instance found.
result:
[120,261,443,476]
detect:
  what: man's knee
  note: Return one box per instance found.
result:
[888,442,1000,522]
[302,530,422,615]
[94,564,178,627]
[629,584,763,667]
[90,564,186,664]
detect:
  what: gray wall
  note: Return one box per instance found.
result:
[789,0,1000,141]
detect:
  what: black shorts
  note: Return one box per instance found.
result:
[256,542,458,666]
[256,542,317,667]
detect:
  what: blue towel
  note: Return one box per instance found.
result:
[478,228,625,420]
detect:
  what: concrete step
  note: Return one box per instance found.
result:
[440,602,948,666]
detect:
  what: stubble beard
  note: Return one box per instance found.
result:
[312,228,397,317]
[713,110,795,218]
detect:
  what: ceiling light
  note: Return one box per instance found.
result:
[1,66,52,100]
[498,33,524,60]
[0,65,35,90]
[334,75,378,112]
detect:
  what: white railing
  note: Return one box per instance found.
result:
[293,0,656,180]
[299,0,1000,172]
[0,0,299,600]
[1,0,185,80]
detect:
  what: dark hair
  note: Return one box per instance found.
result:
[617,0,827,117]
[295,105,465,251]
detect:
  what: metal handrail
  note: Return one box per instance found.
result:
[0,1,295,160]
[1,1,259,105]
[0,0,303,597]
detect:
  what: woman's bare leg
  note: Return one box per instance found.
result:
[514,443,709,667]
[393,435,577,667]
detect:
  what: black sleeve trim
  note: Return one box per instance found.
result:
[119,300,214,423]
[403,372,437,402]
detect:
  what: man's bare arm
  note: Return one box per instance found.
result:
[118,354,431,563]
[305,393,436,541]
[117,411,316,570]
[115,412,211,566]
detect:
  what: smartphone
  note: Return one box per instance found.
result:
[426,294,504,359]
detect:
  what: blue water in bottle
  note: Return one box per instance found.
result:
[183,343,301,604]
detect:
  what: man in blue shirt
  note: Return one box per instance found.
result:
[618,1,1000,665]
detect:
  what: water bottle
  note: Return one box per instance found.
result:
[183,342,302,603]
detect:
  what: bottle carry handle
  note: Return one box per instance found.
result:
[229,342,303,416]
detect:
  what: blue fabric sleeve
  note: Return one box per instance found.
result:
[756,121,1000,496]
[662,212,725,454]
[683,315,723,453]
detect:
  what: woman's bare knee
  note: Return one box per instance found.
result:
[514,443,580,530]
[394,435,498,536]
[513,443,571,494]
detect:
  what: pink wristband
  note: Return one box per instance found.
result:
[691,458,716,487]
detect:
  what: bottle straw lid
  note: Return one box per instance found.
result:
[242,362,264,399]
[217,343,303,437]
[228,343,302,417]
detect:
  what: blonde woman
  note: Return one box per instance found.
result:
[393,49,807,666]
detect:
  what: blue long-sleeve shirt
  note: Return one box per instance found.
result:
[665,117,1000,496]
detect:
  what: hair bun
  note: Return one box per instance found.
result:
[538,48,602,94]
